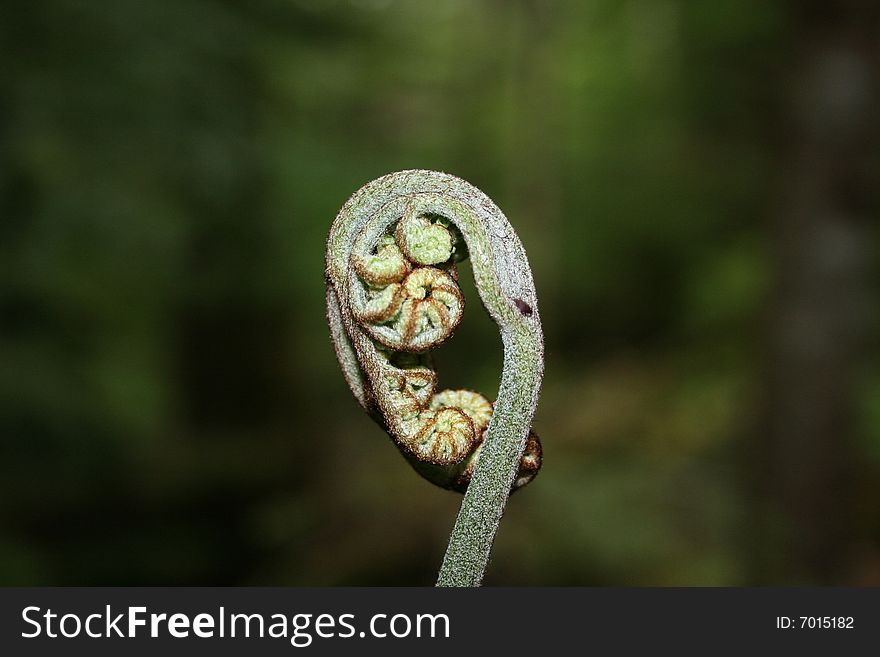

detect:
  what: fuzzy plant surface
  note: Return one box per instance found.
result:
[325,170,544,586]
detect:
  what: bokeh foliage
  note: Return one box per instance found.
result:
[1,0,877,585]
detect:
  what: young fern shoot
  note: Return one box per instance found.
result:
[325,170,544,586]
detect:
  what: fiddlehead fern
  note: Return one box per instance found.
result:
[325,170,544,585]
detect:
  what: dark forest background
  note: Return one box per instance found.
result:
[1,0,878,585]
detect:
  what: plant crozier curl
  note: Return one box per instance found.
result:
[326,170,544,586]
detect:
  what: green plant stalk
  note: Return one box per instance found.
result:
[437,328,542,586]
[326,170,544,587]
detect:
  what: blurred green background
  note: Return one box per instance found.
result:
[1,0,878,586]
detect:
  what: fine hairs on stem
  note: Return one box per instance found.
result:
[325,170,544,586]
